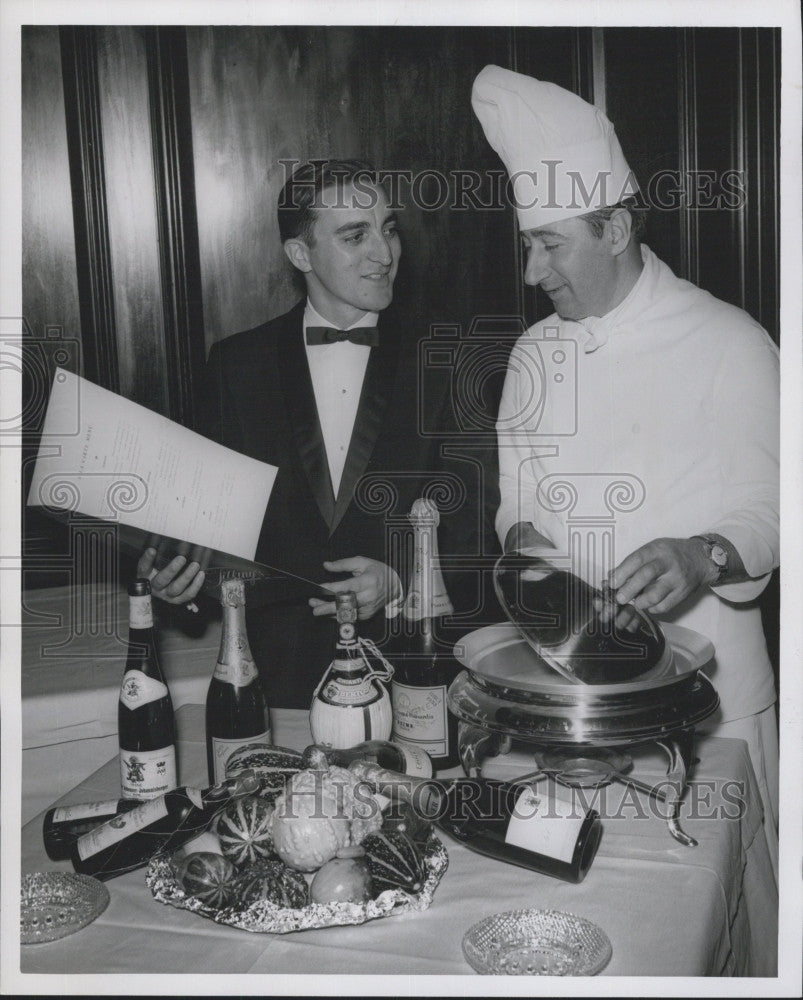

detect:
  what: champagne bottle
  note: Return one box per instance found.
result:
[43,799,140,861]
[118,579,178,800]
[206,577,271,784]
[350,762,602,884]
[70,771,259,880]
[301,738,433,778]
[388,498,461,771]
[309,591,393,749]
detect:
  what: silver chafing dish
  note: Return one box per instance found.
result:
[448,554,720,846]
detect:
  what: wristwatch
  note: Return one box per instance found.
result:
[691,534,729,584]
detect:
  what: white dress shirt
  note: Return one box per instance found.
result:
[303,301,376,497]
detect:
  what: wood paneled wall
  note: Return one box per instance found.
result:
[22,25,781,406]
[605,28,779,339]
[22,26,81,348]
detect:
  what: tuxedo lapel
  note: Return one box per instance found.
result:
[277,303,336,530]
[330,318,401,534]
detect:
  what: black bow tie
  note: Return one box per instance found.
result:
[306,326,379,347]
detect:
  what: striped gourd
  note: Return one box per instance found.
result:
[361,830,425,895]
[224,743,304,803]
[235,858,309,909]
[216,794,275,866]
[176,852,238,908]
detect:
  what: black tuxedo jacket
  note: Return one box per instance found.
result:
[198,299,499,708]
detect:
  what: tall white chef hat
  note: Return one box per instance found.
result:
[471,64,639,229]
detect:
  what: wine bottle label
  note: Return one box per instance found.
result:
[212,657,259,686]
[505,786,585,864]
[210,731,271,783]
[395,743,434,778]
[390,681,449,757]
[403,588,454,621]
[119,669,169,709]
[129,594,153,629]
[120,745,178,799]
[51,799,122,823]
[76,795,168,861]
[319,668,378,705]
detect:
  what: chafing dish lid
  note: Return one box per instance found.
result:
[492,552,668,685]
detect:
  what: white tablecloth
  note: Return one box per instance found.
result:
[18,704,778,982]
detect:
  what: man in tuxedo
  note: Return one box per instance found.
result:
[140,159,495,707]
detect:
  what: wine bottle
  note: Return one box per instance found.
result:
[118,579,178,800]
[309,591,393,749]
[349,762,602,884]
[43,799,140,861]
[301,738,433,778]
[70,770,259,881]
[206,576,271,784]
[388,498,461,772]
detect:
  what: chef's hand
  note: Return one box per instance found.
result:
[309,557,403,620]
[603,537,716,627]
[136,546,206,605]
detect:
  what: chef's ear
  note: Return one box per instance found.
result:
[607,208,633,257]
[284,238,312,273]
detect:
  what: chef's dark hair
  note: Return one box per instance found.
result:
[278,159,381,245]
[582,198,648,243]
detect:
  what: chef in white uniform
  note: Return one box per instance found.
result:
[472,65,780,876]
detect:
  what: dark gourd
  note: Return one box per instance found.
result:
[224,744,304,802]
[236,858,309,909]
[361,830,426,895]
[381,799,433,846]
[176,851,238,908]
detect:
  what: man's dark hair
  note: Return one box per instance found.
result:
[277,159,379,244]
[582,198,648,243]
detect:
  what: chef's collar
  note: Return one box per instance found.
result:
[575,244,652,353]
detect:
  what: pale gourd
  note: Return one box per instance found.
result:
[271,765,383,872]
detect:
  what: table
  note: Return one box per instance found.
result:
[18,703,778,979]
[21,583,219,822]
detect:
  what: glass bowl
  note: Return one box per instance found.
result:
[462,907,612,975]
[20,872,110,944]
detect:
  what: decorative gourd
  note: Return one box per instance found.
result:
[361,830,426,895]
[381,800,433,846]
[175,851,238,908]
[224,743,304,802]
[235,858,309,909]
[271,765,383,872]
[216,794,275,866]
[309,855,373,904]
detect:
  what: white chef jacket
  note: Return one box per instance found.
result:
[495,245,780,724]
